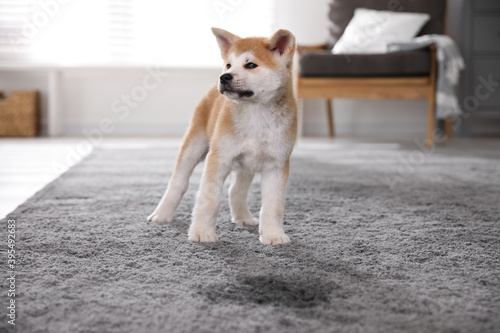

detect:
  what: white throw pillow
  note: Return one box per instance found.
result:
[332,8,430,54]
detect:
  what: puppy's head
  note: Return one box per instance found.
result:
[212,27,295,103]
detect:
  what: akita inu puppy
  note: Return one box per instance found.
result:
[148,28,297,245]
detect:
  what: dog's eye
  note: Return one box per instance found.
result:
[244,62,258,69]
[226,64,231,69]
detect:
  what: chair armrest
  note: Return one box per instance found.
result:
[429,43,437,82]
[297,43,328,54]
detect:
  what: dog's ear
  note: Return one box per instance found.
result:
[268,29,296,59]
[211,27,241,58]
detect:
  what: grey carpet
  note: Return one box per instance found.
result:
[1,143,499,333]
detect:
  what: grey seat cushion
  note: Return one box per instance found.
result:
[299,48,431,77]
[326,0,446,50]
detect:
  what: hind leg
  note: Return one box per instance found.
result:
[148,130,208,223]
[229,169,258,226]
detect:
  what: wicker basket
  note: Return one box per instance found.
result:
[0,91,39,137]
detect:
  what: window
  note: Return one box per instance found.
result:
[0,0,276,67]
[0,0,36,57]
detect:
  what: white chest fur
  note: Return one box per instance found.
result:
[219,103,293,172]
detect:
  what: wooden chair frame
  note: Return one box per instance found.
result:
[296,43,452,147]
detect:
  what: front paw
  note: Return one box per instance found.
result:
[147,211,173,223]
[188,225,219,242]
[259,231,290,245]
[232,217,259,226]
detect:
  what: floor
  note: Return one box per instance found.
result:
[0,139,88,219]
[7,135,500,333]
[1,136,499,219]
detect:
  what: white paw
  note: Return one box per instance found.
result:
[259,231,290,245]
[147,211,173,223]
[188,226,218,242]
[232,217,259,226]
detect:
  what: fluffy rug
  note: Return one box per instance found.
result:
[1,143,499,333]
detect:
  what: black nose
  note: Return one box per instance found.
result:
[220,73,233,84]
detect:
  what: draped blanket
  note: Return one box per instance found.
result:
[389,35,465,119]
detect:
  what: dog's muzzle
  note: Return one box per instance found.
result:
[219,74,254,98]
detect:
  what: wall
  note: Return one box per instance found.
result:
[58,67,219,137]
[0,0,464,138]
[0,67,219,137]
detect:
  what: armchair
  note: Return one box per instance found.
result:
[296,0,449,147]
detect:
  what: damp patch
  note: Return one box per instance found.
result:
[199,275,335,308]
